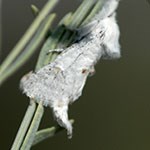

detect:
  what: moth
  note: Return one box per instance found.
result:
[20,0,120,138]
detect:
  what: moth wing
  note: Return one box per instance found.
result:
[20,65,60,105]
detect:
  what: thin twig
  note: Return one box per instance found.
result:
[31,4,39,16]
[81,0,103,26]
[0,0,59,78]
[32,120,74,146]
[11,100,36,150]
[0,14,56,85]
[21,101,44,150]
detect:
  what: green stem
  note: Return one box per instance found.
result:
[11,100,36,150]
[0,0,58,75]
[68,0,96,28]
[32,120,74,146]
[31,4,39,16]
[0,14,56,85]
[81,0,103,26]
[21,101,44,150]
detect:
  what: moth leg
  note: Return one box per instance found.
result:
[52,101,73,138]
[47,49,64,55]
[89,66,95,77]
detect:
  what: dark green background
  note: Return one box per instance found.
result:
[0,0,150,149]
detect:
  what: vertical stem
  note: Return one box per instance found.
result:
[11,100,36,150]
[20,102,44,150]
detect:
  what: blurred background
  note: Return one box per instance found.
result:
[0,0,150,149]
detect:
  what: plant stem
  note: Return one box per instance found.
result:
[0,0,59,76]
[11,100,36,150]
[0,14,56,85]
[81,0,103,26]
[31,4,39,16]
[21,101,44,150]
[32,120,74,146]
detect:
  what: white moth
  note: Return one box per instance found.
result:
[20,0,120,138]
